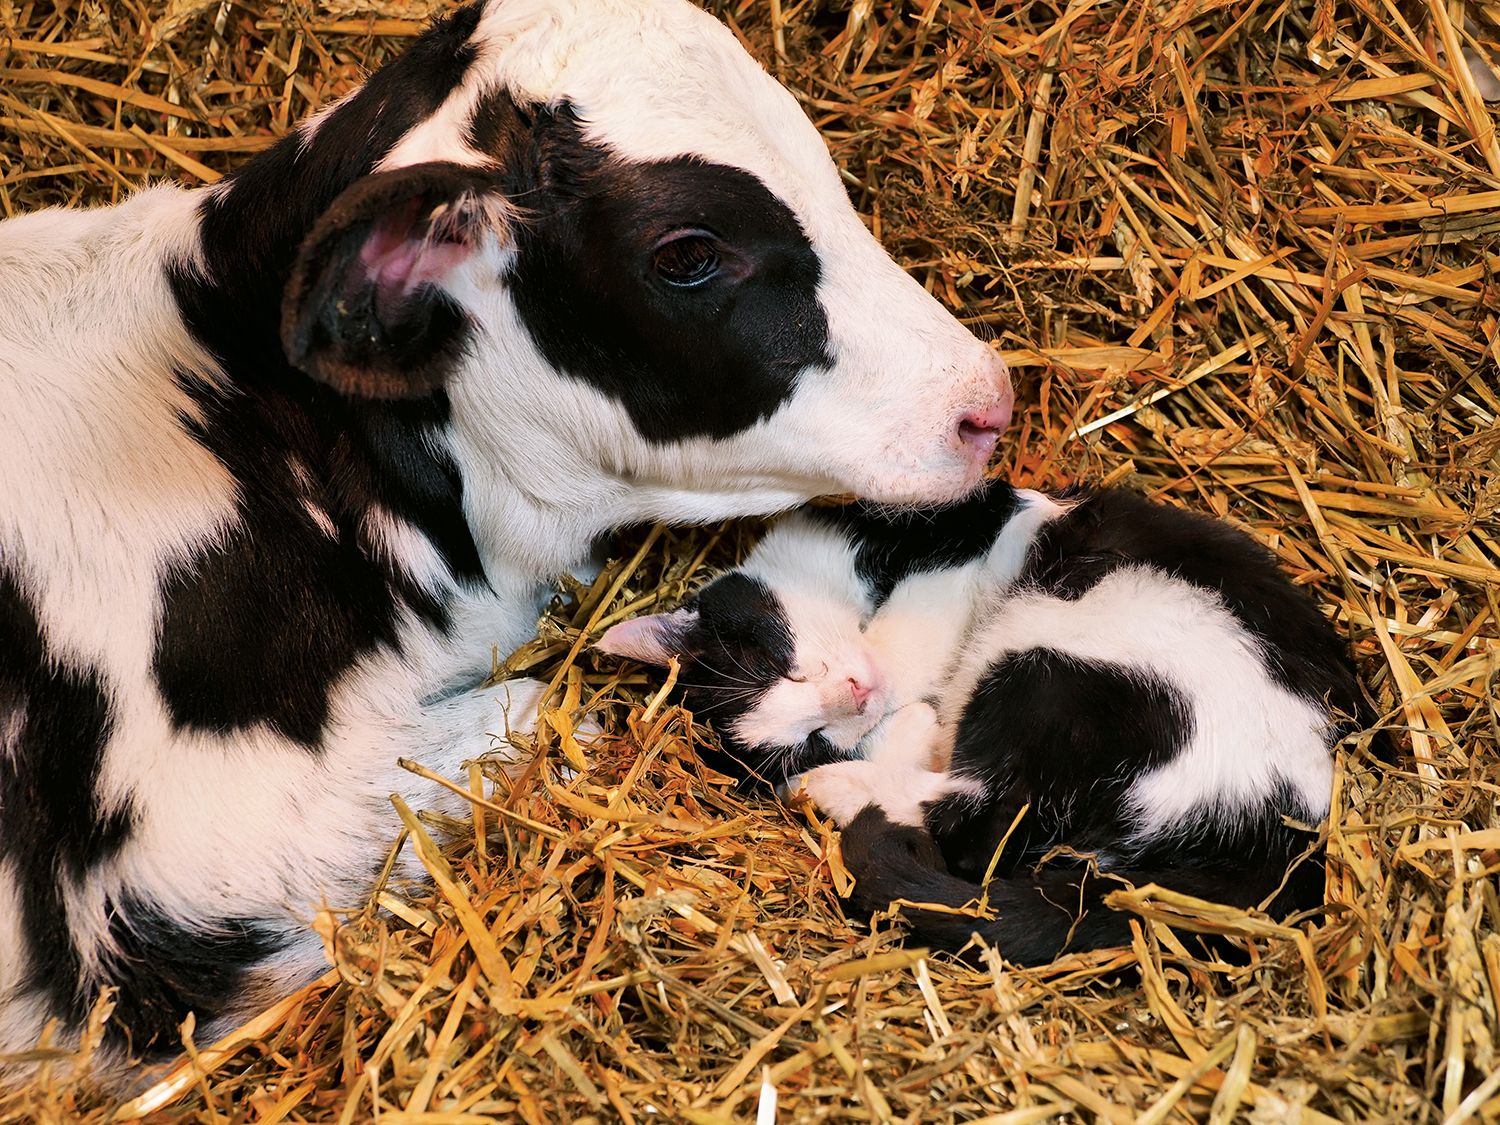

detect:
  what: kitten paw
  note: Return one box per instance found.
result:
[798,759,984,828]
[801,760,971,828]
[798,761,883,826]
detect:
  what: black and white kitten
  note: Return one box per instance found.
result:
[597,513,897,784]
[597,482,1377,963]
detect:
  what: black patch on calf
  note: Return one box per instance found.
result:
[0,566,129,1022]
[154,520,399,747]
[477,100,832,442]
[98,898,284,1057]
[0,568,277,1044]
[154,375,470,746]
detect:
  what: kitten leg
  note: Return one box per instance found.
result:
[838,806,1325,965]
[799,758,981,828]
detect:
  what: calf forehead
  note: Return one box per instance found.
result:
[473,0,839,220]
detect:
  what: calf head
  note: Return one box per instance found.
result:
[267,0,1010,547]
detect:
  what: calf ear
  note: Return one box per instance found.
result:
[595,610,699,666]
[281,162,509,399]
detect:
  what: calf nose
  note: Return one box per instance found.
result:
[956,400,1012,463]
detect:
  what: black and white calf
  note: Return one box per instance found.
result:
[0,0,1012,1079]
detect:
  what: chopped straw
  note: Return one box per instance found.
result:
[3,0,1499,1122]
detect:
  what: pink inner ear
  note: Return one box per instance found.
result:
[359,200,473,296]
[595,612,693,665]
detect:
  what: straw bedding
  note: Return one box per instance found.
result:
[2,0,1498,1121]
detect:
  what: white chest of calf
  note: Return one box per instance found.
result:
[0,0,1011,1083]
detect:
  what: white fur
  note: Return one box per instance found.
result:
[362,506,456,597]
[376,59,499,173]
[0,0,1012,1070]
[982,489,1072,587]
[801,757,981,828]
[861,566,980,709]
[740,513,873,616]
[855,490,1071,711]
[861,701,946,770]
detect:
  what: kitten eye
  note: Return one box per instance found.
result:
[653,234,721,287]
[787,663,828,685]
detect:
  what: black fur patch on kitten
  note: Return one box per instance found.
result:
[668,574,848,788]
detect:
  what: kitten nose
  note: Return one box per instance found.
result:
[849,677,873,712]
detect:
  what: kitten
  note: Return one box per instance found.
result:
[598,481,1380,963]
[596,514,896,786]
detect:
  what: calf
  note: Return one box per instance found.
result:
[0,0,1011,1083]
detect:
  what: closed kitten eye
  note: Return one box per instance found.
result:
[786,662,829,684]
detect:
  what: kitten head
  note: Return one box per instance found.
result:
[597,570,888,777]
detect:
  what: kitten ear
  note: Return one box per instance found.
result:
[595,610,698,666]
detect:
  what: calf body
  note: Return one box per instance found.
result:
[0,0,1011,1079]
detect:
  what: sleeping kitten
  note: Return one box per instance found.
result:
[598,481,1379,962]
[595,514,897,785]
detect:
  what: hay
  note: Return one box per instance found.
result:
[2,0,1498,1121]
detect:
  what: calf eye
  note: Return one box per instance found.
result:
[653,234,720,287]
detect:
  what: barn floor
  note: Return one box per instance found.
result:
[2,0,1499,1122]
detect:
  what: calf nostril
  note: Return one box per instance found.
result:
[957,401,1013,459]
[958,417,993,442]
[957,416,999,457]
[961,402,1012,437]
